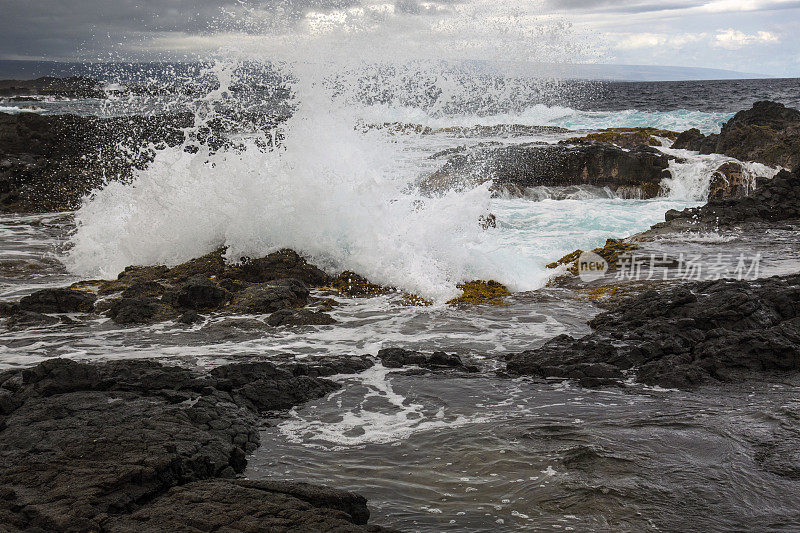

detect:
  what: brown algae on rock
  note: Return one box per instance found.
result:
[547,239,637,276]
[447,280,511,305]
[564,127,679,148]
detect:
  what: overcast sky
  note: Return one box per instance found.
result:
[0,0,797,77]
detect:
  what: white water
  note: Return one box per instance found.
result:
[61,4,774,302]
[64,63,762,302]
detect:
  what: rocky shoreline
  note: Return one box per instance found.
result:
[2,96,800,530]
[0,357,397,531]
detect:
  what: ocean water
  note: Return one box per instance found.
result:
[3,15,800,530]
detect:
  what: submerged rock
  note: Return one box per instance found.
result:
[671,101,800,169]
[507,273,800,388]
[0,358,389,531]
[267,308,336,327]
[422,143,671,199]
[4,311,61,329]
[378,348,476,372]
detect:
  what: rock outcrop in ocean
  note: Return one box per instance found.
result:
[507,273,800,389]
[423,142,671,198]
[672,100,800,169]
[655,165,800,230]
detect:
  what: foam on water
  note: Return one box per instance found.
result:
[0,105,40,114]
[661,148,781,200]
[278,364,488,449]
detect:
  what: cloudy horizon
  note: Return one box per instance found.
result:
[0,0,796,77]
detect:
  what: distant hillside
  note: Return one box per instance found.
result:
[467,61,768,81]
[0,59,770,82]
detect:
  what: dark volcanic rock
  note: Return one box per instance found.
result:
[656,166,800,227]
[0,358,387,532]
[227,279,310,314]
[422,143,670,198]
[121,280,167,298]
[6,249,331,326]
[282,356,375,378]
[672,128,708,151]
[104,479,389,532]
[225,249,331,286]
[209,361,339,411]
[378,348,475,372]
[267,308,337,327]
[4,310,61,329]
[708,161,753,200]
[169,275,229,310]
[507,274,800,388]
[106,297,176,324]
[671,101,800,169]
[17,287,96,313]
[0,111,194,212]
[561,127,679,149]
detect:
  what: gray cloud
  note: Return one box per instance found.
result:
[0,0,364,60]
[544,0,699,14]
[545,0,800,13]
[0,0,797,77]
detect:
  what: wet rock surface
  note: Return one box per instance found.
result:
[378,348,477,372]
[267,308,337,327]
[656,166,800,229]
[0,358,392,532]
[423,143,671,198]
[507,274,800,388]
[562,127,679,149]
[105,479,393,532]
[672,101,800,169]
[1,249,331,327]
[708,161,753,200]
[17,287,96,313]
[227,279,310,315]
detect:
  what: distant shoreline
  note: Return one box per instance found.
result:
[0,59,793,83]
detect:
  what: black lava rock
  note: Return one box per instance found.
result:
[377,348,475,372]
[507,274,800,388]
[17,288,96,313]
[0,358,390,531]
